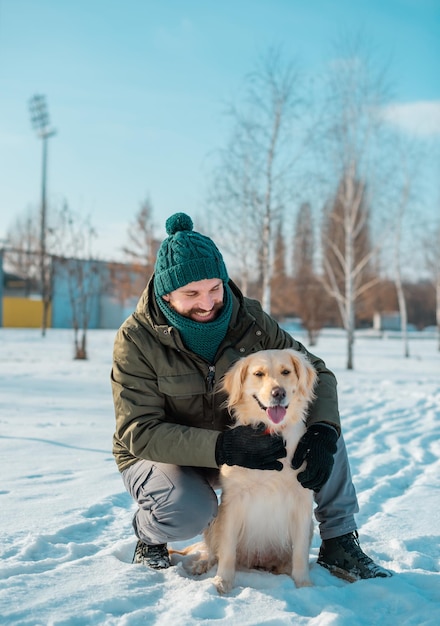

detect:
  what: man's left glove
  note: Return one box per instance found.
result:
[291,422,338,492]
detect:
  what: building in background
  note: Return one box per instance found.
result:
[0,252,146,330]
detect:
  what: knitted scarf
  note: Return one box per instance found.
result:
[156,284,233,363]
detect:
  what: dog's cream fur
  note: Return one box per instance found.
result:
[192,348,318,594]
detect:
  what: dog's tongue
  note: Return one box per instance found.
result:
[266,406,286,424]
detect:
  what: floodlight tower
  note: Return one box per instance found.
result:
[29,94,56,335]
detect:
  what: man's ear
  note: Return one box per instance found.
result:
[163,294,170,302]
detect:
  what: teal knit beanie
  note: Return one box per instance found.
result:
[154,213,229,297]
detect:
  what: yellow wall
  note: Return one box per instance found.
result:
[2,298,52,328]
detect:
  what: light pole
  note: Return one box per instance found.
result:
[29,94,56,336]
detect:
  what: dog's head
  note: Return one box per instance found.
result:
[221,349,317,431]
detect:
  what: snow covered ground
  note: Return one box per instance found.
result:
[0,328,439,625]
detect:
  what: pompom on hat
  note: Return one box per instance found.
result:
[154,213,229,297]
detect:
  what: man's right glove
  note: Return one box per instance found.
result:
[215,424,287,470]
[291,422,338,492]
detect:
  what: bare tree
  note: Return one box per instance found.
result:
[209,48,307,312]
[322,174,379,368]
[122,196,158,269]
[391,151,413,357]
[5,205,60,323]
[107,261,147,311]
[111,196,158,307]
[5,210,40,295]
[52,203,99,360]
[318,36,390,369]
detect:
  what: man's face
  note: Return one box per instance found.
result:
[163,278,224,323]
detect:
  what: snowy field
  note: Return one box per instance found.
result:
[0,327,439,626]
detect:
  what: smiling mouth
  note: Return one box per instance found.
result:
[252,394,288,424]
[190,308,217,321]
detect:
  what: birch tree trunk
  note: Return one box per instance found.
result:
[319,37,390,369]
[393,178,411,358]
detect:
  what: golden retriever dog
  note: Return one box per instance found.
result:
[190,348,318,594]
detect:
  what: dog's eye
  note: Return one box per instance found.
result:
[281,369,291,376]
[253,371,264,377]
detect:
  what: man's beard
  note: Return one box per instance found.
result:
[171,300,224,322]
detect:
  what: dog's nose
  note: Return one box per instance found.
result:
[271,386,286,402]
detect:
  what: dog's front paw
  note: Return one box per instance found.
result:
[213,575,233,594]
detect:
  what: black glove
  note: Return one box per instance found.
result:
[291,422,338,492]
[215,424,287,470]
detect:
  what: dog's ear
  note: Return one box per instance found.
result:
[288,351,317,399]
[222,358,249,408]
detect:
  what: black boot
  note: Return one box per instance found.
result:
[132,540,171,569]
[317,532,392,582]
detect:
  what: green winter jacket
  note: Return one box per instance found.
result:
[111,278,340,472]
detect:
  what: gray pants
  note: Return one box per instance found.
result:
[122,434,359,545]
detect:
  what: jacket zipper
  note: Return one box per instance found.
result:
[206,365,216,392]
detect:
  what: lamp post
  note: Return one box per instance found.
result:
[29,94,56,336]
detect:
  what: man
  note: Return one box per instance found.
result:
[111,212,392,582]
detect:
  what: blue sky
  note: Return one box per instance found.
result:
[0,0,439,259]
